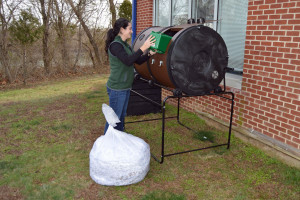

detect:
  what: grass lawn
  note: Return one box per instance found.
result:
[0,74,299,199]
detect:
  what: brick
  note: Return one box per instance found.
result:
[275,80,287,86]
[275,20,287,25]
[263,77,275,83]
[267,36,279,41]
[278,47,291,53]
[284,103,296,110]
[289,7,300,13]
[280,86,293,93]
[283,113,295,121]
[276,68,288,75]
[253,20,263,25]
[256,36,267,40]
[279,37,292,42]
[287,31,300,36]
[263,19,275,24]
[291,110,300,117]
[254,10,264,15]
[280,25,294,31]
[282,74,295,81]
[281,14,295,19]
[262,31,273,35]
[277,58,289,63]
[257,25,268,30]
[265,0,276,3]
[289,20,300,25]
[277,0,289,3]
[283,2,296,8]
[288,82,300,88]
[270,4,282,9]
[291,49,300,54]
[291,59,300,65]
[261,41,272,46]
[270,119,281,126]
[268,25,280,30]
[276,9,288,14]
[285,42,298,48]
[280,96,291,103]
[269,83,280,90]
[289,71,300,78]
[284,54,297,59]
[276,116,288,123]
[273,42,285,47]
[273,90,285,96]
[268,47,279,52]
[258,15,269,20]
[272,99,284,106]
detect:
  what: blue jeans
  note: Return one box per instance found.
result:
[104,86,130,134]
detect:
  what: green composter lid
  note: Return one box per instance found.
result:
[149,31,172,54]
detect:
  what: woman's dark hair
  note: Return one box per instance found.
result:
[105,18,130,54]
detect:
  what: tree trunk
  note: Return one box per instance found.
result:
[65,0,102,68]
[72,25,82,72]
[54,0,70,73]
[0,30,13,83]
[22,46,28,85]
[108,0,116,26]
[0,3,14,83]
[83,43,96,69]
[39,0,52,75]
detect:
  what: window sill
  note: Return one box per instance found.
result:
[224,73,243,90]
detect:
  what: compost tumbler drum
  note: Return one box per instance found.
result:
[133,25,228,95]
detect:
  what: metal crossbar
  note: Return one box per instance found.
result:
[125,80,235,164]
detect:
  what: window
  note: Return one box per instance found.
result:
[156,0,170,27]
[153,0,248,74]
[172,0,189,25]
[217,0,248,72]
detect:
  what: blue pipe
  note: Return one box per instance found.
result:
[132,0,137,45]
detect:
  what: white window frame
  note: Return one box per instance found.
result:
[154,0,219,29]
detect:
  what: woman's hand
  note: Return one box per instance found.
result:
[148,50,156,56]
[140,35,156,52]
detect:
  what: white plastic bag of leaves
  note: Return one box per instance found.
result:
[89,104,150,186]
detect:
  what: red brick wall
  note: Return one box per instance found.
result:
[136,0,300,149]
[136,0,153,34]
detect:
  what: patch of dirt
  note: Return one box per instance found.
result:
[0,185,23,200]
[75,182,105,200]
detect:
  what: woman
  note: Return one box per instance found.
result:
[104,18,156,134]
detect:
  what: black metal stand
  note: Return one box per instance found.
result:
[126,78,235,164]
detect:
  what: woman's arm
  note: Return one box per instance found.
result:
[110,42,144,66]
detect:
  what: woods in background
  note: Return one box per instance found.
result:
[0,0,132,85]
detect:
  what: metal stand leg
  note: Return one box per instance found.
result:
[126,87,235,164]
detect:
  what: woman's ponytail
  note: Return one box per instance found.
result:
[105,28,116,53]
[104,18,130,54]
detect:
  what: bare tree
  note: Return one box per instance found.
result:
[38,0,53,74]
[65,0,102,68]
[53,0,71,73]
[0,0,21,83]
[72,24,82,72]
[107,0,116,25]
